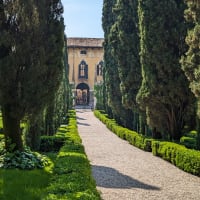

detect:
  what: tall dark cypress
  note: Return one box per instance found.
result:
[0,0,65,151]
[102,0,134,128]
[109,0,144,132]
[137,0,195,140]
[110,0,141,109]
[181,0,200,148]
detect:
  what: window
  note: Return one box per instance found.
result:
[80,50,87,55]
[78,60,88,79]
[97,61,103,76]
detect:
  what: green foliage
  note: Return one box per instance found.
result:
[185,130,198,138]
[40,135,66,152]
[0,147,52,169]
[152,141,200,176]
[40,126,68,152]
[45,110,101,199]
[181,1,200,99]
[0,110,100,199]
[108,0,145,132]
[102,0,134,129]
[180,136,197,149]
[110,0,141,110]
[137,0,195,140]
[0,134,3,142]
[94,83,104,110]
[181,0,200,149]
[0,0,65,151]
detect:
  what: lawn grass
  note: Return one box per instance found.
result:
[0,153,55,200]
[0,169,52,200]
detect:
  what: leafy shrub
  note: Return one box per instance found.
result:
[185,130,197,138]
[0,147,51,169]
[180,136,196,149]
[152,141,200,176]
[40,135,66,152]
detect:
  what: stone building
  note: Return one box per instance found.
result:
[67,37,104,107]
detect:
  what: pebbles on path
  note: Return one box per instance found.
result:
[76,109,200,200]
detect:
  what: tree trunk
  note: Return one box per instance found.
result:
[26,114,42,151]
[28,121,41,151]
[45,104,55,136]
[2,105,23,152]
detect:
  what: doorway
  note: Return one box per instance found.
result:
[76,83,90,105]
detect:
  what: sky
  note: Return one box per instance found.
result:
[62,0,104,38]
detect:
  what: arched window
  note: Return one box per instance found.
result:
[97,61,103,76]
[78,60,88,79]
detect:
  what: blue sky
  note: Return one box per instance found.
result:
[62,0,104,38]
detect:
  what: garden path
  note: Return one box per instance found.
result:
[76,109,200,200]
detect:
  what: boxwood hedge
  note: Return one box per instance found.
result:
[44,110,101,199]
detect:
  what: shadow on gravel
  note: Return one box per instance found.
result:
[76,116,86,120]
[92,165,160,190]
[77,121,91,126]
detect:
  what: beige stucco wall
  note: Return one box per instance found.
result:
[68,46,103,89]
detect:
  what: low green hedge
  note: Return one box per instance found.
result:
[44,110,101,200]
[152,141,200,176]
[94,110,200,177]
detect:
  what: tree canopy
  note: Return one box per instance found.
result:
[0,0,65,151]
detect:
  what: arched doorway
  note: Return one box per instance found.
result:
[76,83,90,105]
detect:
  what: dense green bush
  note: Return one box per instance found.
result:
[40,135,66,152]
[45,110,101,199]
[180,136,197,149]
[185,130,198,138]
[0,147,51,170]
[152,141,200,176]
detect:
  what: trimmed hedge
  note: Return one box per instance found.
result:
[152,141,200,176]
[94,110,200,177]
[44,110,101,200]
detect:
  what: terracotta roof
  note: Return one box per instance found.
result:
[67,37,104,48]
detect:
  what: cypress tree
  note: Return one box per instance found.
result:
[0,0,64,151]
[109,0,144,132]
[181,0,200,148]
[137,0,195,140]
[110,0,141,109]
[102,0,134,128]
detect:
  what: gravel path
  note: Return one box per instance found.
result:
[76,109,200,200]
